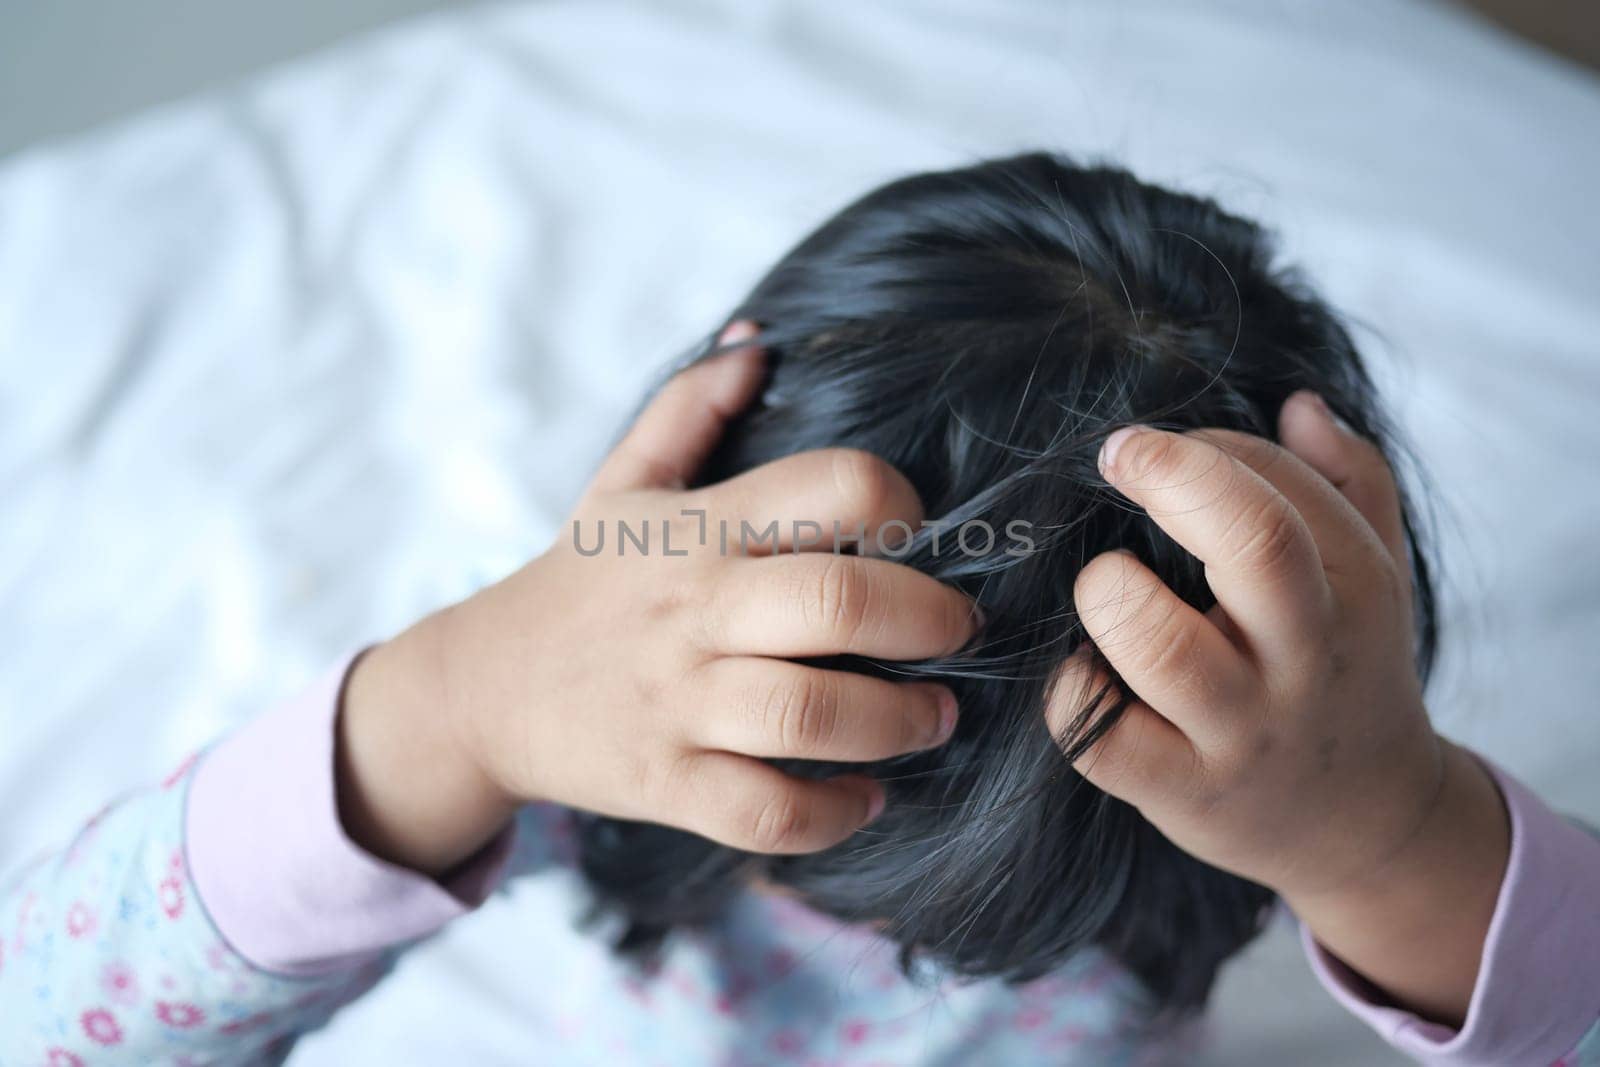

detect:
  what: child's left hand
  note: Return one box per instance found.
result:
[1053,392,1509,1026]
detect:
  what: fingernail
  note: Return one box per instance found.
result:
[717,320,759,348]
[932,689,959,745]
[1098,425,1147,479]
[864,787,887,825]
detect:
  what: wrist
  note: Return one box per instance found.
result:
[1284,740,1510,1025]
[336,620,520,877]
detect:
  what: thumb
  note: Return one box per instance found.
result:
[590,321,765,493]
[1278,390,1408,565]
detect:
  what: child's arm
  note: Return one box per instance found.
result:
[0,324,980,1062]
[1302,762,1600,1064]
[0,658,516,1065]
[1057,393,1600,1064]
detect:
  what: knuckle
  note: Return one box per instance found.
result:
[764,673,837,753]
[1135,612,1204,685]
[632,745,688,810]
[746,787,809,853]
[624,450,686,491]
[1225,497,1307,573]
[811,556,870,636]
[1209,724,1271,788]
[829,449,895,520]
[643,586,686,623]
[691,573,728,649]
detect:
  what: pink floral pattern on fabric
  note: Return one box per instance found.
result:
[65,900,97,939]
[157,875,184,921]
[103,961,140,1005]
[80,1008,123,1045]
[154,1000,205,1028]
[0,758,387,1065]
[480,805,1166,1065]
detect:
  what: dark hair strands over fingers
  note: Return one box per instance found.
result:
[575,152,1439,1023]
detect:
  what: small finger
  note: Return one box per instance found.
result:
[1045,648,1196,808]
[1277,391,1409,566]
[590,321,764,493]
[682,751,884,854]
[695,658,957,761]
[1073,549,1254,749]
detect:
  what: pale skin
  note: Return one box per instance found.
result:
[339,321,978,869]
[1062,401,1509,1026]
[338,322,1508,1031]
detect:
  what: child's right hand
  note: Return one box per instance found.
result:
[1055,396,1508,1024]
[337,324,978,876]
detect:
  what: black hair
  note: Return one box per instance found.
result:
[574,152,1437,1019]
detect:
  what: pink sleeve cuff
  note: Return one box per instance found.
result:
[1304,759,1600,1066]
[186,655,515,977]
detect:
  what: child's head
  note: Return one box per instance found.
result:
[576,152,1436,1015]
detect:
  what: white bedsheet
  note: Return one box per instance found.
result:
[2,1,1597,1062]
